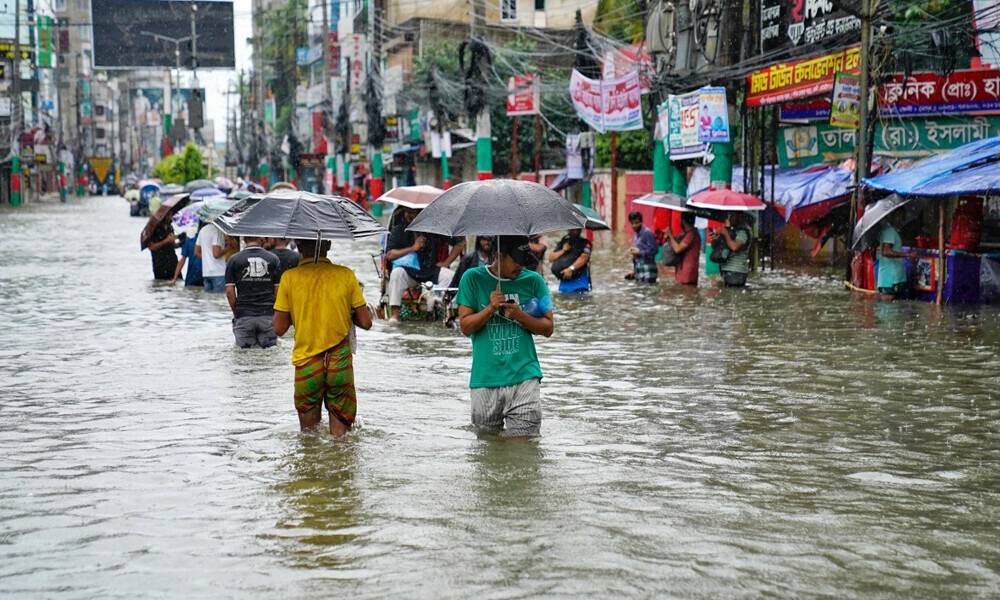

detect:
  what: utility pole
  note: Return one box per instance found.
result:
[853,0,872,218]
[189,0,201,142]
[321,0,333,193]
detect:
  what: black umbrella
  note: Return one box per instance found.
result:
[850,193,923,251]
[406,179,587,237]
[214,190,384,240]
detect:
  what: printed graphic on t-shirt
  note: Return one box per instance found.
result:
[487,292,521,356]
[243,257,271,280]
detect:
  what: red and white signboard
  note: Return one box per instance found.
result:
[880,69,1000,116]
[602,43,652,92]
[507,74,540,116]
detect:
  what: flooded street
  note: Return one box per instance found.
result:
[2,195,999,598]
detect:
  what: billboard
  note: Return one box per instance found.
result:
[131,88,206,127]
[92,0,235,69]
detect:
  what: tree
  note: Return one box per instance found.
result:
[151,143,206,184]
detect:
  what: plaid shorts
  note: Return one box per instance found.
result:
[293,338,357,426]
[633,258,658,283]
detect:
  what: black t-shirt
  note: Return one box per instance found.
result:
[224,246,280,317]
[150,224,178,280]
[270,247,302,282]
[555,235,592,279]
[386,221,453,283]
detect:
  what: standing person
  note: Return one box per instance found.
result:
[273,238,372,437]
[877,212,918,301]
[449,235,495,290]
[528,234,547,276]
[665,213,701,286]
[625,211,659,283]
[267,237,302,282]
[455,236,553,438]
[384,206,464,322]
[225,237,281,348]
[195,223,227,293]
[710,212,753,288]
[147,216,180,281]
[169,223,204,287]
[549,228,592,293]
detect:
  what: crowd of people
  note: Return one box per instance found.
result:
[144,200,760,441]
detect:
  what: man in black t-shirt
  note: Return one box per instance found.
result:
[384,207,463,322]
[147,218,179,281]
[266,237,302,282]
[225,237,281,348]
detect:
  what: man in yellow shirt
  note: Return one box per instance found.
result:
[273,238,373,437]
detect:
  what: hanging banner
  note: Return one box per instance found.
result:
[602,43,653,92]
[829,73,860,129]
[569,69,643,133]
[697,87,730,143]
[656,100,670,155]
[667,90,705,160]
[879,69,1000,116]
[506,74,540,116]
[777,116,1000,166]
[747,46,861,107]
[760,0,860,54]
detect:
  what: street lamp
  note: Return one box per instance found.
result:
[140,30,191,114]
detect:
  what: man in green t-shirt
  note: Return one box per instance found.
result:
[455,235,554,438]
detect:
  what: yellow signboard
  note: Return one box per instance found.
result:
[90,157,114,183]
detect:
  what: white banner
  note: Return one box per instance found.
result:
[569,69,643,134]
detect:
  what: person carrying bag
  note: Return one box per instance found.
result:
[709,212,753,288]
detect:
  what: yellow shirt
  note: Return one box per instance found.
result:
[273,257,366,366]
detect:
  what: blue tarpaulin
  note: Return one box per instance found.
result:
[863,136,1000,196]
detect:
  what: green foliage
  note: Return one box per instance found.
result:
[595,130,652,170]
[151,143,206,184]
[593,0,645,43]
[152,154,183,184]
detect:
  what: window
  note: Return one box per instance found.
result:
[501,0,517,21]
[95,128,106,139]
[94,105,105,116]
[535,0,544,10]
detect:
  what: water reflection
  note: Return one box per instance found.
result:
[2,198,1000,597]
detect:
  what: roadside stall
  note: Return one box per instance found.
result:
[853,137,1000,304]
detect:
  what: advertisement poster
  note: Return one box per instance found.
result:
[829,73,861,128]
[569,69,643,133]
[657,100,670,154]
[697,86,730,143]
[506,74,540,116]
[667,90,705,160]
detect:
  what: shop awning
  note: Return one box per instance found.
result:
[863,136,1000,196]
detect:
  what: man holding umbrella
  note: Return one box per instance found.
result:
[456,236,553,438]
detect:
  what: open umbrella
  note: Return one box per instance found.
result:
[197,197,237,222]
[140,193,191,249]
[161,183,185,196]
[190,186,226,200]
[850,193,922,251]
[633,191,724,220]
[406,179,587,237]
[171,201,204,238]
[214,190,383,240]
[688,189,766,212]
[378,185,446,209]
[184,179,216,192]
[573,204,610,230]
[269,181,296,192]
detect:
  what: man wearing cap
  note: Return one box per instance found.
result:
[455,235,554,438]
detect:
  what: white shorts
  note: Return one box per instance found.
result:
[470,378,541,437]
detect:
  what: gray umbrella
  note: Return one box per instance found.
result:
[850,193,923,251]
[214,190,384,240]
[406,179,588,237]
[184,179,217,192]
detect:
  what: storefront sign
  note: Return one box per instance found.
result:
[829,73,860,128]
[667,90,705,160]
[777,116,1000,166]
[760,0,861,54]
[747,46,860,107]
[569,69,643,133]
[506,74,539,116]
[880,69,1000,116]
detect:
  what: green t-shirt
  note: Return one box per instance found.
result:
[455,266,550,389]
[721,227,752,274]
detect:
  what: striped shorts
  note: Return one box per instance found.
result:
[294,338,357,427]
[470,378,541,437]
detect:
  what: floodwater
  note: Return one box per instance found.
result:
[2,195,999,598]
